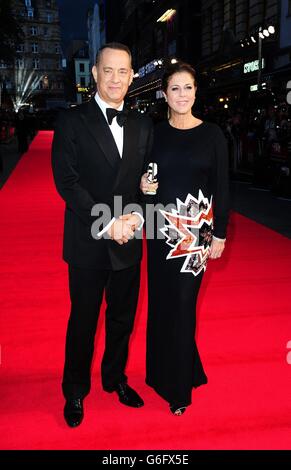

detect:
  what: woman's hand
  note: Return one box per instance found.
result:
[140,173,159,194]
[209,238,225,259]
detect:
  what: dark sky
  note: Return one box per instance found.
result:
[56,0,95,54]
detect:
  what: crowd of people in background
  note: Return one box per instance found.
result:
[0,108,58,174]
[1,98,291,198]
[149,98,291,199]
[210,103,291,198]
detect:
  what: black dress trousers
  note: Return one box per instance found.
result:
[62,263,140,400]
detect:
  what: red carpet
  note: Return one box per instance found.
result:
[1,131,291,450]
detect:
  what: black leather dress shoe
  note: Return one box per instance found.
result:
[64,398,84,427]
[114,383,144,408]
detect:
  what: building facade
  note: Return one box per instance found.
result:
[278,0,291,66]
[197,0,282,110]
[87,0,106,69]
[65,41,91,104]
[116,0,201,69]
[74,50,91,104]
[111,0,202,109]
[0,0,65,110]
[104,0,127,43]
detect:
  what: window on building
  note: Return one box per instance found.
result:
[0,61,8,69]
[31,43,38,53]
[43,27,48,37]
[27,8,34,18]
[55,44,60,54]
[43,76,49,89]
[33,59,39,69]
[16,43,25,52]
[31,26,37,35]
[16,57,24,68]
[80,77,86,87]
[79,63,85,72]
[25,0,32,7]
[47,12,53,23]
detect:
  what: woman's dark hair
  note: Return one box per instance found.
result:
[96,42,132,66]
[162,61,197,92]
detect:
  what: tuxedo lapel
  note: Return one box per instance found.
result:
[80,98,121,171]
[113,112,140,191]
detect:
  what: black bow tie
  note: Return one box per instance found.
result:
[106,108,128,127]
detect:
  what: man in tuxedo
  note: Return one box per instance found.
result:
[52,43,152,427]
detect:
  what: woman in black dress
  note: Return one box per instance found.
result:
[141,62,229,415]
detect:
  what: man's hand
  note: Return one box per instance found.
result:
[107,218,135,245]
[209,238,225,259]
[119,213,142,230]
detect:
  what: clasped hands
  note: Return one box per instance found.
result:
[107,213,141,245]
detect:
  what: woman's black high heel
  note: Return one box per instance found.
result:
[169,404,187,416]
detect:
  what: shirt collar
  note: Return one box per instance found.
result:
[94,92,124,122]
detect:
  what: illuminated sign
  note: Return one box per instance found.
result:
[77,87,89,93]
[250,83,266,91]
[138,60,158,78]
[138,66,146,78]
[244,58,265,73]
[157,9,176,22]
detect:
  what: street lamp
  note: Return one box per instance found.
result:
[257,26,263,91]
[242,25,276,91]
[257,25,275,91]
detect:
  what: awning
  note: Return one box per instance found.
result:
[128,68,164,98]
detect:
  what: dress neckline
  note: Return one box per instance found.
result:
[167,120,205,131]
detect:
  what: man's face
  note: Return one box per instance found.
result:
[92,48,133,108]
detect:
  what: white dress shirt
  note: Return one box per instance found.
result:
[95,92,124,157]
[94,92,144,237]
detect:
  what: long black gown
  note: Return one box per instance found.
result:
[146,120,229,407]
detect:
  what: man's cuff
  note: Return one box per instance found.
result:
[97,217,116,238]
[132,212,144,230]
[213,236,226,242]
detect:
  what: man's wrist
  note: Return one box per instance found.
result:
[97,217,116,238]
[132,212,144,230]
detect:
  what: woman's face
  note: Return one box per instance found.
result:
[165,72,196,115]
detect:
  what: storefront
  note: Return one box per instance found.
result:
[196,40,285,113]
[127,66,164,111]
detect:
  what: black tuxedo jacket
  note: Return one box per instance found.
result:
[52,98,153,270]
